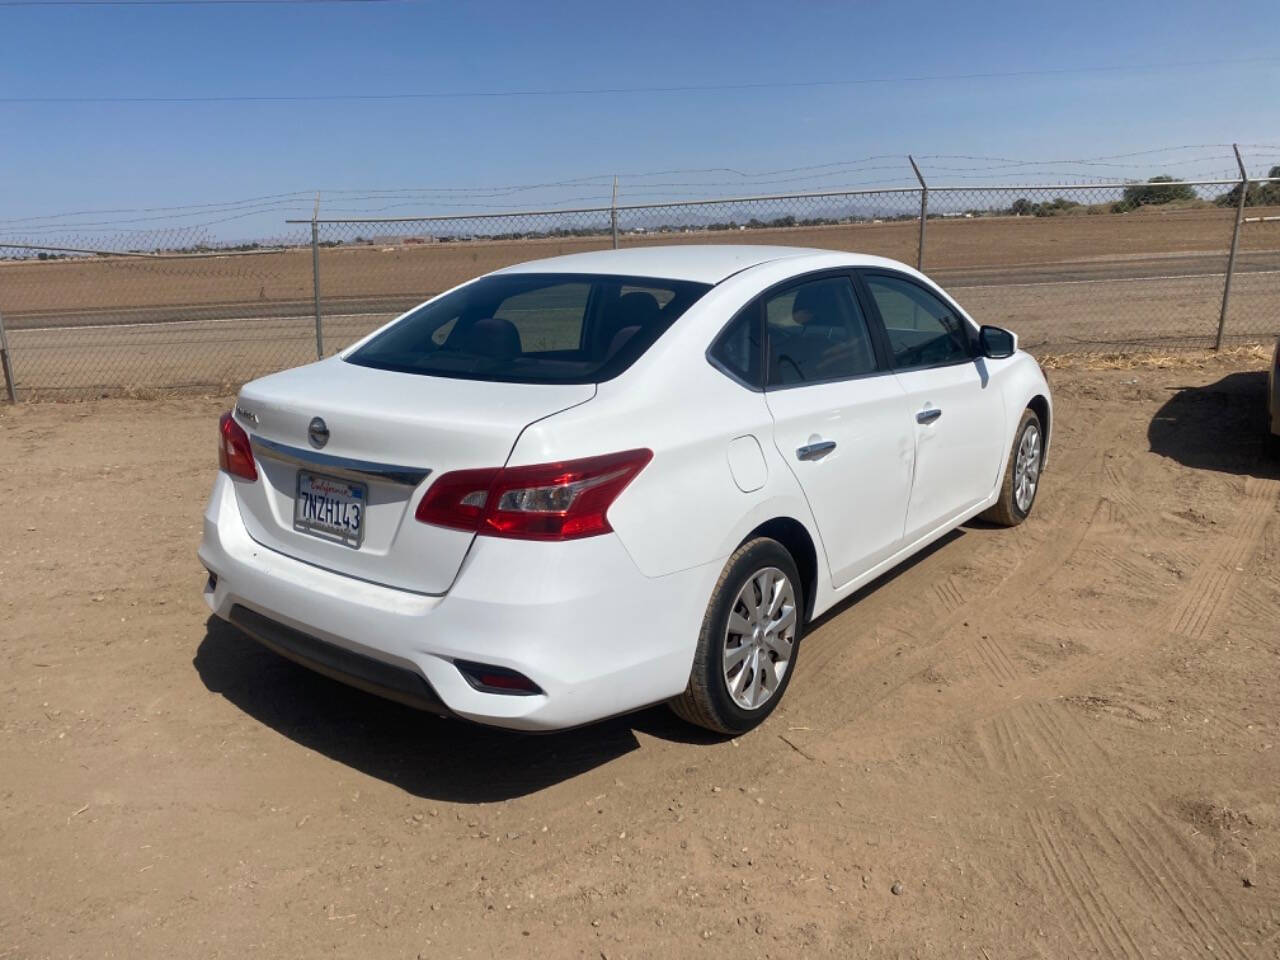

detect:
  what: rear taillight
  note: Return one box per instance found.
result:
[218,411,258,481]
[415,449,652,541]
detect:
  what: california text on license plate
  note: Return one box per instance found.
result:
[294,471,366,549]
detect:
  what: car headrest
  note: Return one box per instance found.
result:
[605,324,641,360]
[462,317,522,361]
[792,284,843,328]
[615,291,662,329]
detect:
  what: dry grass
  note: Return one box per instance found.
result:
[1039,342,1272,371]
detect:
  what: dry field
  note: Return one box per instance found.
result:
[2,352,1278,958]
[2,205,1268,322]
[3,205,1279,397]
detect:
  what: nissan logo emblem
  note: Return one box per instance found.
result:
[308,417,330,449]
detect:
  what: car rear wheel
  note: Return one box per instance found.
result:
[669,537,803,735]
[982,408,1044,527]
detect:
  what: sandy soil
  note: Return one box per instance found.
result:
[2,354,1279,958]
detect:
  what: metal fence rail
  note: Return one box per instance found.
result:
[2,163,1278,401]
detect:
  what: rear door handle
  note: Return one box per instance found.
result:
[796,440,837,461]
[916,408,943,425]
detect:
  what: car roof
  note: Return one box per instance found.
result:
[491,244,909,285]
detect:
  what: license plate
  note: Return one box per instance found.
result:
[294,471,366,549]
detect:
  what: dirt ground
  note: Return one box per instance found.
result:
[2,352,1279,958]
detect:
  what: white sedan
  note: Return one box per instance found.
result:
[199,246,1050,734]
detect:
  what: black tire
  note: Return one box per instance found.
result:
[669,537,804,735]
[982,408,1044,527]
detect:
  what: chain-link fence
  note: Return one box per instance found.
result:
[2,172,1278,400]
[0,228,318,399]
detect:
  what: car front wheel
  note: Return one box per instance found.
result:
[669,537,803,735]
[982,408,1044,526]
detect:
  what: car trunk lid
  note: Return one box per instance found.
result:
[230,358,594,594]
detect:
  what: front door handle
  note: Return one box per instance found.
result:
[796,440,837,461]
[916,408,943,425]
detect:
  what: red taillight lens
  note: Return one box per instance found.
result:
[415,449,652,541]
[414,466,501,531]
[218,411,258,481]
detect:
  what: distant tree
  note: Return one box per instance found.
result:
[1267,165,1280,204]
[1113,176,1197,212]
[1215,165,1280,207]
[1008,196,1080,217]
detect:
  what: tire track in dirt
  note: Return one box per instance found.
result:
[1028,807,1148,959]
[930,575,966,615]
[1094,805,1253,960]
[975,699,1109,784]
[964,695,1255,960]
[1167,477,1280,640]
[1098,452,1157,534]
[784,411,1126,735]
[1232,582,1279,630]
[968,633,1019,686]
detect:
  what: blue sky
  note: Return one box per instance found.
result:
[1,0,1277,241]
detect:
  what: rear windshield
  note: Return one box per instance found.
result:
[345,272,712,384]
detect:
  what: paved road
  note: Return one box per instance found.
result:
[934,249,1279,288]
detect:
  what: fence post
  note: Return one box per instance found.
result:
[1215,143,1249,351]
[909,155,928,270]
[610,176,619,250]
[310,193,324,360]
[0,308,16,403]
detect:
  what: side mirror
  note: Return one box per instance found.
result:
[979,325,1017,359]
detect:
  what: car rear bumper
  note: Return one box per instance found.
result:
[197,472,718,731]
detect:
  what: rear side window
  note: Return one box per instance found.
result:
[764,276,878,387]
[347,273,711,384]
[863,274,974,370]
[708,304,763,389]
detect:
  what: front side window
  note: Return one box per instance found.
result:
[346,273,710,384]
[863,273,974,370]
[764,276,878,387]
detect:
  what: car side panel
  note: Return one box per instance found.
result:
[895,359,1008,543]
[765,375,916,588]
[509,364,826,584]
[987,353,1053,475]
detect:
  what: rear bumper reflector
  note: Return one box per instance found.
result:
[454,659,543,696]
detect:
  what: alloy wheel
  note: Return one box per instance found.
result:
[1014,423,1042,513]
[722,567,797,710]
